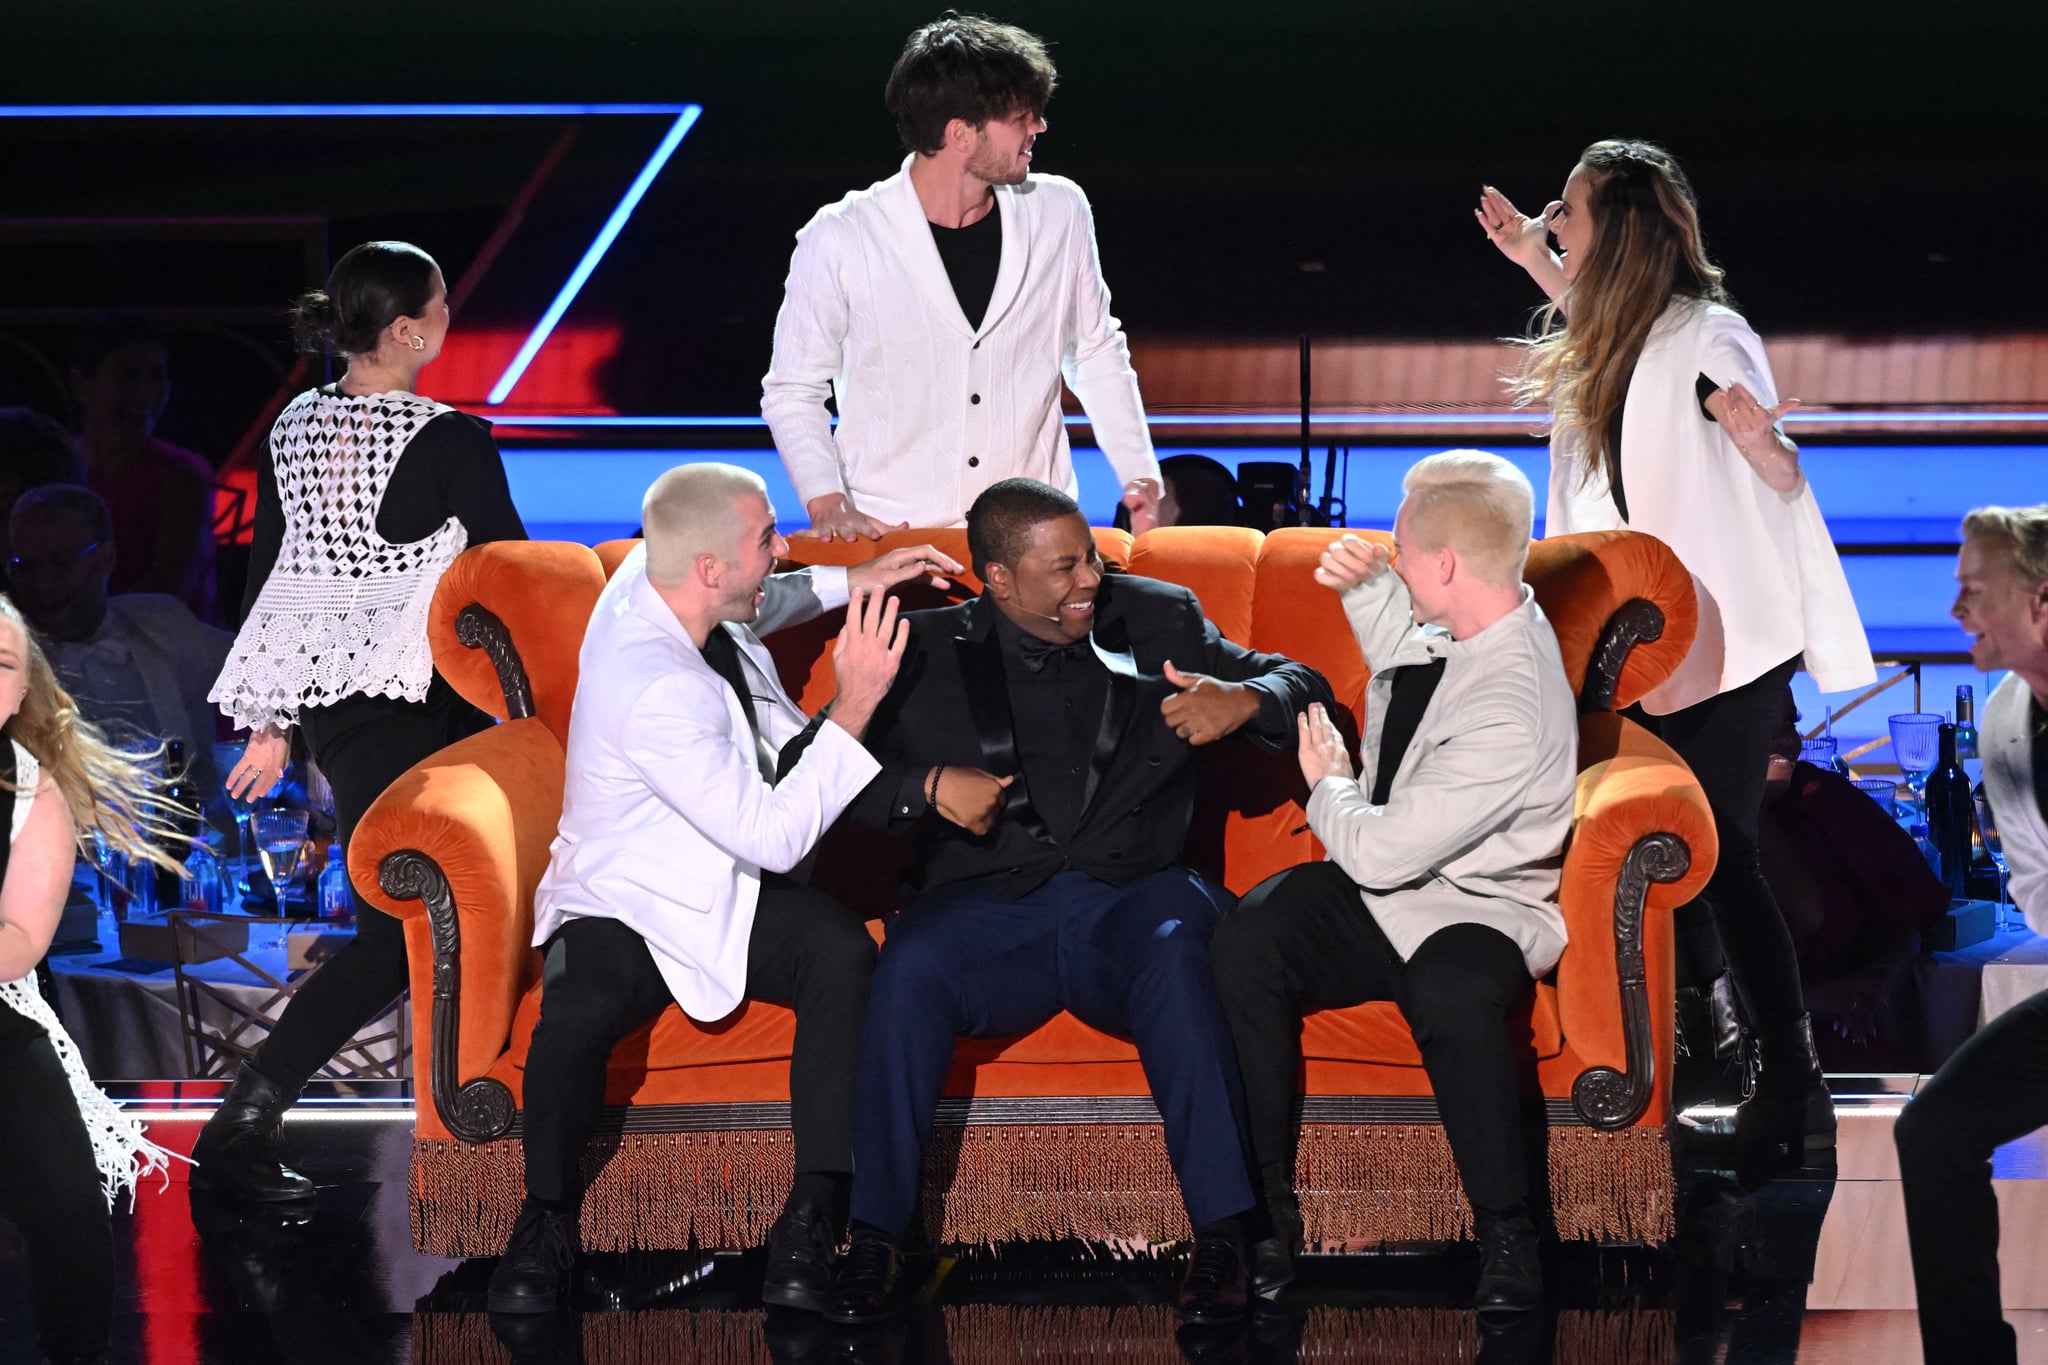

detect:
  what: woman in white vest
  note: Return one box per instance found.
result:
[204,242,528,1202]
[0,596,179,1365]
[1475,140,1874,1162]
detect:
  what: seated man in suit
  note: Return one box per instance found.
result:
[1211,451,1578,1315]
[487,463,961,1316]
[825,477,1334,1326]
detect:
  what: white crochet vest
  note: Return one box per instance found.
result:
[211,388,470,731]
[1,740,179,1207]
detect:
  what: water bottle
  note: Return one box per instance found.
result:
[1955,686,1981,785]
[1924,722,1975,899]
[182,844,223,914]
[317,845,354,921]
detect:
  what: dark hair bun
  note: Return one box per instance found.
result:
[287,242,440,357]
[289,289,341,353]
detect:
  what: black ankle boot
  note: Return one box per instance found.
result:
[1248,1189,1301,1299]
[1474,1208,1542,1315]
[191,1065,314,1203]
[488,1203,580,1314]
[1733,1014,1834,1162]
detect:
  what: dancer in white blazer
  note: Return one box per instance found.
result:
[489,462,954,1319]
[761,13,1161,541]
[1476,139,1874,1163]
[1896,505,2048,1365]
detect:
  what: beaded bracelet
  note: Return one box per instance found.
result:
[926,764,945,808]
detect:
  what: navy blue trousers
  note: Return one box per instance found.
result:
[848,867,1257,1237]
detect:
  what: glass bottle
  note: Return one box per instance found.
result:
[1955,685,1981,784]
[1924,722,1975,899]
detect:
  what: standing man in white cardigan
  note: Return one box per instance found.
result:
[1211,451,1579,1316]
[761,13,1162,541]
[488,463,959,1318]
[1896,504,2048,1365]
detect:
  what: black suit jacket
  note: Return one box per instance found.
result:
[846,573,1334,898]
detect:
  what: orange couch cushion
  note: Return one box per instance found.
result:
[430,541,606,744]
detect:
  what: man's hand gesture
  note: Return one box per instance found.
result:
[1296,702,1354,789]
[1160,661,1262,746]
[827,586,909,740]
[1313,534,1393,593]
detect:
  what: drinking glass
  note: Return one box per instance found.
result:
[1974,790,2021,932]
[1887,713,1944,816]
[252,809,311,915]
[214,739,288,900]
[1800,735,1838,769]
[1851,776,1898,817]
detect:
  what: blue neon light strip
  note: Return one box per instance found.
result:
[486,106,702,405]
[489,409,2048,429]
[0,103,697,118]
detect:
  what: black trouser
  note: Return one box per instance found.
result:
[251,674,491,1090]
[1627,655,1806,1034]
[520,883,875,1206]
[1213,861,1537,1217]
[0,1029,115,1361]
[1895,986,2048,1365]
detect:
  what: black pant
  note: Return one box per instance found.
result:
[1628,655,1807,1034]
[1213,861,1537,1217]
[1895,986,2048,1365]
[252,674,492,1090]
[0,1030,115,1360]
[520,883,875,1205]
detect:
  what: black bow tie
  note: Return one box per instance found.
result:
[1015,632,1090,673]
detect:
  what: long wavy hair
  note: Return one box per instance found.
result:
[1512,139,1730,494]
[0,596,188,872]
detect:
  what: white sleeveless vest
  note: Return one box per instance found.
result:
[211,389,469,732]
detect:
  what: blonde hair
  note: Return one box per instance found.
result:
[1961,505,2048,587]
[0,597,188,873]
[1512,139,1729,496]
[641,463,769,589]
[1400,449,1535,587]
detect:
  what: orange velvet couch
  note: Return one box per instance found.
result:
[349,526,1713,1257]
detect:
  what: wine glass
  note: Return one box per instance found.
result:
[1851,776,1898,817]
[252,809,311,916]
[1974,790,2020,933]
[1887,713,1944,818]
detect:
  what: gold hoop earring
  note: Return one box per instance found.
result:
[407,336,425,352]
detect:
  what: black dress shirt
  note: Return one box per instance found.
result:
[992,609,1110,846]
[1369,657,1448,805]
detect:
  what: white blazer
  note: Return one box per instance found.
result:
[1983,673,2048,933]
[761,156,1159,528]
[532,548,881,1020]
[1546,297,1875,714]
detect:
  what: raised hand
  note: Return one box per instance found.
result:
[827,586,909,739]
[1706,381,1800,456]
[1159,660,1261,746]
[847,543,964,595]
[1296,702,1354,789]
[1474,185,1554,272]
[932,767,1013,836]
[1313,534,1393,593]
[1122,477,1163,536]
[796,493,907,544]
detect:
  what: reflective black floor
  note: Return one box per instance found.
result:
[0,1097,1941,1365]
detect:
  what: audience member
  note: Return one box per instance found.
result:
[69,315,219,622]
[0,406,82,595]
[8,485,231,809]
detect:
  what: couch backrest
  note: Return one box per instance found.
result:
[429,540,607,744]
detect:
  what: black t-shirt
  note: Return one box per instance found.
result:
[1603,371,1725,524]
[2033,697,2048,831]
[243,397,529,619]
[1369,658,1447,806]
[930,206,1003,332]
[993,609,1109,846]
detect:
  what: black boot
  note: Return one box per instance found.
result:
[191,1065,314,1203]
[1473,1208,1542,1315]
[1248,1188,1300,1300]
[762,1197,838,1313]
[488,1202,580,1314]
[1733,1014,1835,1163]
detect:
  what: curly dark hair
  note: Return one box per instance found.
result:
[885,12,1057,156]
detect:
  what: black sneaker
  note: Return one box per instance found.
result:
[762,1201,838,1313]
[1175,1232,1250,1325]
[487,1205,579,1315]
[823,1231,900,1325]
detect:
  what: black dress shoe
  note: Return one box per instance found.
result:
[1176,1233,1250,1325]
[763,1202,838,1312]
[1474,1211,1542,1316]
[488,1308,586,1365]
[190,1065,315,1203]
[824,1232,900,1324]
[487,1205,580,1314]
[1248,1195,1301,1300]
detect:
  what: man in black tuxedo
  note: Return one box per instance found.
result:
[824,478,1333,1326]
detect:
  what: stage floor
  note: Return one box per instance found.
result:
[6,1085,2048,1363]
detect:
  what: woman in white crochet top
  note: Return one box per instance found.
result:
[203,242,526,1203]
[0,595,182,1365]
